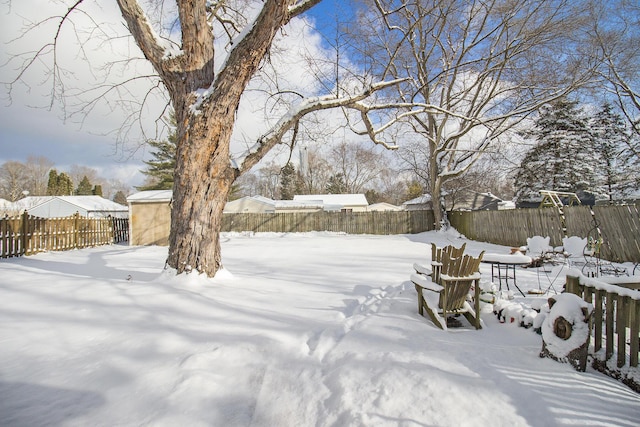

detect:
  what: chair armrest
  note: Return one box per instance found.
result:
[411,273,444,292]
[440,272,481,282]
[413,263,432,276]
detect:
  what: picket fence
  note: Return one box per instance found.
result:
[565,274,640,391]
[1,212,129,258]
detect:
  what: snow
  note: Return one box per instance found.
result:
[1,231,639,426]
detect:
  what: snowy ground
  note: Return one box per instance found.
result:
[1,230,639,426]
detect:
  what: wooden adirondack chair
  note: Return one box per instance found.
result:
[412,251,485,330]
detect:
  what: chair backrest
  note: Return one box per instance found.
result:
[431,242,466,263]
[441,250,484,277]
[562,236,587,258]
[439,251,484,310]
[526,236,551,259]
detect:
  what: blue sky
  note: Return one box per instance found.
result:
[0,1,355,190]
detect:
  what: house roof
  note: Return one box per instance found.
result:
[127,190,173,203]
[293,194,368,207]
[368,202,402,211]
[12,196,127,212]
[402,194,432,205]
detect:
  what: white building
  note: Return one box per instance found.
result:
[293,194,369,212]
[4,196,128,218]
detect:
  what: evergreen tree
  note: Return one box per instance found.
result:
[405,180,423,201]
[92,184,103,197]
[138,114,177,191]
[47,170,74,196]
[326,173,347,194]
[591,103,638,201]
[47,169,59,195]
[76,176,93,195]
[279,163,301,200]
[514,99,599,203]
[58,173,74,196]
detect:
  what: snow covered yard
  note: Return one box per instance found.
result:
[1,231,639,426]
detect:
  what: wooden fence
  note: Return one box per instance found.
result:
[449,204,640,263]
[222,210,435,235]
[1,212,129,258]
[565,274,639,382]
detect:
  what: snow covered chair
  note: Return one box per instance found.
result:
[526,236,553,267]
[561,236,587,268]
[411,251,485,330]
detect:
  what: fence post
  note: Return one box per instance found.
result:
[565,274,580,296]
[21,210,28,256]
[73,212,80,249]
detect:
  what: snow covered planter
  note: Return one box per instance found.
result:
[540,293,593,372]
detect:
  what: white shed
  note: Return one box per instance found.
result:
[12,196,128,218]
[127,190,172,246]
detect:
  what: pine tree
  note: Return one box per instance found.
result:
[279,163,301,200]
[591,103,637,201]
[92,184,103,197]
[47,170,74,196]
[515,99,599,203]
[47,169,59,195]
[76,176,93,195]
[58,173,74,196]
[326,174,347,194]
[138,114,177,191]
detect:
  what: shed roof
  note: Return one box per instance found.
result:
[402,194,432,205]
[127,190,173,203]
[293,194,368,206]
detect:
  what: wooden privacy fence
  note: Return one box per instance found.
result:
[565,274,639,372]
[222,210,435,235]
[449,204,640,263]
[1,212,129,258]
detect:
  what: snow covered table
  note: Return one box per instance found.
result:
[481,252,532,297]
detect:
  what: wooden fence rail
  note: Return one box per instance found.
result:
[565,274,640,370]
[1,212,129,258]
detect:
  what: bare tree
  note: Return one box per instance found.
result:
[354,0,594,227]
[0,161,29,201]
[298,145,332,194]
[6,0,406,277]
[584,0,640,143]
[24,156,54,196]
[327,141,387,193]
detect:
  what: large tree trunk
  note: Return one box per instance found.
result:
[167,104,237,276]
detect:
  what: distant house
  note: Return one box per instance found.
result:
[367,202,402,212]
[452,191,514,211]
[127,190,172,246]
[223,196,323,213]
[5,196,128,218]
[293,194,369,212]
[224,196,276,213]
[402,194,433,211]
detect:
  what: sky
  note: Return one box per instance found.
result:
[1,230,639,425]
[0,0,354,190]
